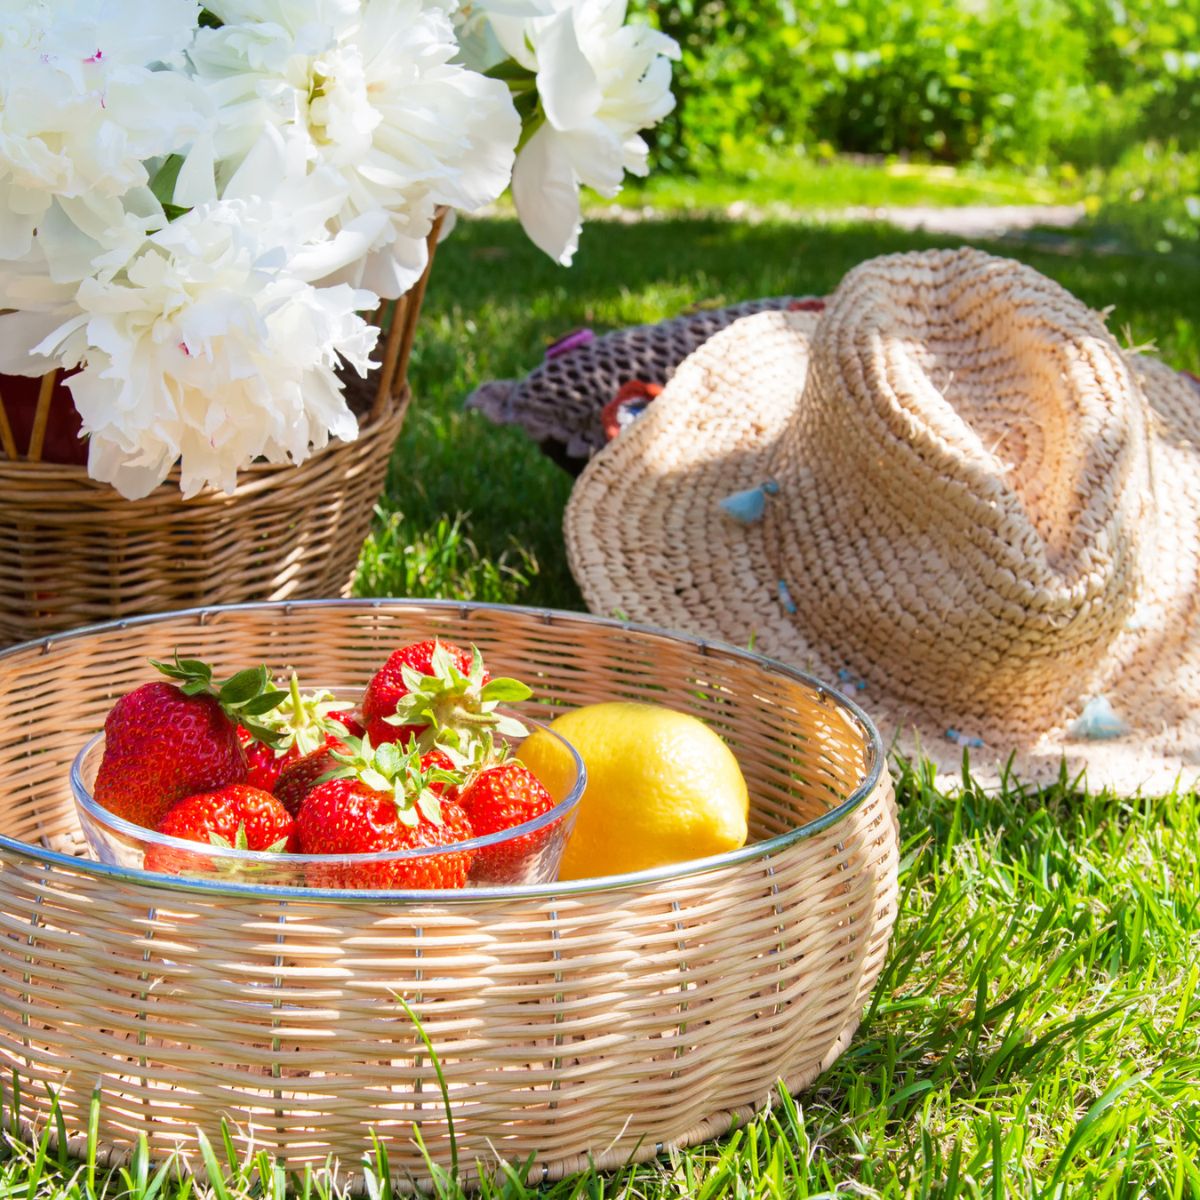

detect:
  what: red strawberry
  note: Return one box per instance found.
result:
[362,640,478,745]
[241,730,290,792]
[460,761,555,837]
[273,737,349,817]
[239,676,357,793]
[458,760,557,883]
[95,682,245,829]
[329,709,366,739]
[361,640,533,762]
[93,658,287,830]
[145,784,295,875]
[420,747,462,801]
[296,740,475,889]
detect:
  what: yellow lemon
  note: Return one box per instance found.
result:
[517,701,749,880]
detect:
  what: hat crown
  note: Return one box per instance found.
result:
[769,249,1154,730]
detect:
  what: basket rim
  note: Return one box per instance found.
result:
[0,598,884,905]
[0,383,407,493]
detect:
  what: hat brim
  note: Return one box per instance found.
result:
[565,310,1200,794]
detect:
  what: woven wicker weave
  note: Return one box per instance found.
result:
[0,600,898,1189]
[465,297,804,472]
[0,215,446,646]
[564,248,1200,793]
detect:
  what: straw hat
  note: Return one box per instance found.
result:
[565,248,1200,793]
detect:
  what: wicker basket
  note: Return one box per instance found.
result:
[0,600,898,1188]
[0,216,446,647]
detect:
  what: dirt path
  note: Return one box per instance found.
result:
[807,202,1086,238]
[590,200,1087,240]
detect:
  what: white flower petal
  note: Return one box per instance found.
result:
[560,122,624,195]
[0,194,41,260]
[174,132,218,209]
[291,214,388,283]
[534,8,600,131]
[58,196,380,496]
[0,310,70,375]
[0,0,209,223]
[483,10,546,70]
[511,123,581,265]
[193,0,520,301]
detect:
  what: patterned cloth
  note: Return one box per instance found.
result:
[465,297,809,474]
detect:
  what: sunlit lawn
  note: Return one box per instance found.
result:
[6,166,1198,1199]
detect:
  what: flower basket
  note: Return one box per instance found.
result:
[0,600,898,1189]
[0,221,444,646]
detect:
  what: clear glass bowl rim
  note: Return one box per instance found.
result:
[71,713,586,867]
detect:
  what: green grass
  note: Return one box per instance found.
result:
[8,169,1200,1198]
[609,147,1082,212]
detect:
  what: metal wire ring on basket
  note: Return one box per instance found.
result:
[0,599,899,1190]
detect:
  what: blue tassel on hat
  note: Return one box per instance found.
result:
[720,479,779,525]
[945,728,984,749]
[1069,696,1129,740]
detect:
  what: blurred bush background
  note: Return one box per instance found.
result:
[628,0,1199,250]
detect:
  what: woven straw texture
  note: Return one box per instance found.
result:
[465,297,803,472]
[0,600,897,1189]
[0,216,446,647]
[566,247,1200,794]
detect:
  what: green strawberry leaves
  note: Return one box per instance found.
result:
[386,641,532,756]
[479,678,534,704]
[206,824,288,855]
[238,673,346,756]
[317,736,458,828]
[151,655,214,694]
[151,653,288,743]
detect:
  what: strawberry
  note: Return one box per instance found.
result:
[328,709,366,739]
[362,639,531,756]
[362,640,478,745]
[242,732,287,792]
[145,783,297,875]
[94,656,287,830]
[458,760,557,882]
[420,747,462,802]
[238,675,353,793]
[459,760,556,837]
[273,736,349,817]
[295,738,475,889]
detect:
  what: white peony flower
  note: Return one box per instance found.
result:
[190,0,521,298]
[452,0,548,73]
[0,0,210,259]
[31,195,380,500]
[497,0,678,264]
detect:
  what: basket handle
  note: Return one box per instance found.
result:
[369,206,449,422]
[0,384,18,461]
[27,370,57,463]
[0,370,58,463]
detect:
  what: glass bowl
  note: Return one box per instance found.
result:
[70,713,585,891]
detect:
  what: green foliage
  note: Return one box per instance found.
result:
[1091,140,1200,251]
[1059,0,1200,162]
[631,0,1200,170]
[804,0,1091,165]
[353,509,537,605]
